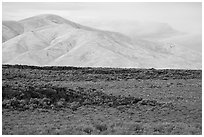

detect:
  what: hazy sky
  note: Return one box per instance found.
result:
[3,2,201,34]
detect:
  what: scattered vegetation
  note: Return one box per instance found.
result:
[3,64,201,82]
[2,65,202,135]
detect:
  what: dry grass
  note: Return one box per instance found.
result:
[2,65,202,135]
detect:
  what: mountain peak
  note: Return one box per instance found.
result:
[19,14,84,32]
[19,14,67,25]
[20,14,64,21]
[2,14,202,69]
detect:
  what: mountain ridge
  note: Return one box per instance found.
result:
[2,14,202,69]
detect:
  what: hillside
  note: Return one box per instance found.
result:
[2,21,24,42]
[2,14,202,69]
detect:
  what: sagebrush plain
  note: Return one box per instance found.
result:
[2,65,202,135]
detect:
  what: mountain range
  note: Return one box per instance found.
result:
[2,14,201,69]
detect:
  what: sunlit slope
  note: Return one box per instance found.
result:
[2,14,201,69]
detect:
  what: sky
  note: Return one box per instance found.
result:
[2,2,202,51]
[3,2,201,33]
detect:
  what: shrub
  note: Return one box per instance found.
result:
[56,98,66,108]
[83,126,93,134]
[2,99,11,108]
[128,123,144,134]
[94,123,108,132]
[76,124,94,135]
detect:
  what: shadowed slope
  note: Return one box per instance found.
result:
[2,21,24,42]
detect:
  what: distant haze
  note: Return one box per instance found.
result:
[3,3,201,31]
[2,2,202,52]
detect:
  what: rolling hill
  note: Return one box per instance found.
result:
[2,14,201,69]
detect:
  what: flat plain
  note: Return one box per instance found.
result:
[2,65,202,135]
